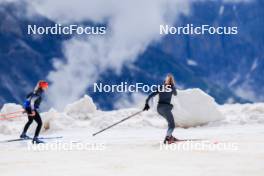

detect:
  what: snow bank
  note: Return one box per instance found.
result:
[218,103,264,125]
[4,90,264,135]
[41,109,74,131]
[86,88,224,129]
[0,95,98,135]
[0,103,24,121]
[42,95,97,132]
[64,95,97,120]
[169,88,224,127]
[0,104,26,134]
[89,108,164,129]
[0,90,225,135]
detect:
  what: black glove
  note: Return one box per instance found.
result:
[143,103,150,111]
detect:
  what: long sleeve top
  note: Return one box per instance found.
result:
[146,85,177,105]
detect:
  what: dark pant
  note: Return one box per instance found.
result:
[22,110,42,138]
[157,104,175,137]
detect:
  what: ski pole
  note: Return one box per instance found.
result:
[0,114,25,120]
[0,110,25,117]
[93,110,143,136]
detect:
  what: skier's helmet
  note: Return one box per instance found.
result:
[38,80,49,89]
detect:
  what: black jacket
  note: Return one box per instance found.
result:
[146,85,177,105]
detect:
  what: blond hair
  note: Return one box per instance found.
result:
[164,73,175,86]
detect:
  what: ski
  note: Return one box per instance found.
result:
[38,136,63,140]
[0,136,63,143]
[175,139,204,142]
[161,139,206,145]
[0,138,31,143]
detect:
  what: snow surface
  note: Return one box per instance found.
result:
[0,88,264,176]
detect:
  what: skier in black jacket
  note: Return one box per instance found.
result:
[143,74,179,144]
[20,80,49,144]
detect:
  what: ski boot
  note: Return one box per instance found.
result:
[163,135,179,144]
[20,133,30,139]
[32,137,44,144]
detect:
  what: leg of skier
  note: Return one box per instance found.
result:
[20,111,33,139]
[33,111,42,138]
[32,111,44,144]
[157,104,178,144]
[165,110,175,137]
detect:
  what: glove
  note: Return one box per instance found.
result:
[29,110,36,117]
[143,103,150,111]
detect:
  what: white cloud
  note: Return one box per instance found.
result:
[114,92,146,109]
[235,83,262,102]
[2,0,254,109]
[27,0,115,24]
[26,0,190,110]
[235,86,256,101]
[187,59,198,66]
[0,0,17,3]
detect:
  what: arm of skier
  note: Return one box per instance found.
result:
[143,90,159,111]
[172,85,177,96]
[29,96,37,116]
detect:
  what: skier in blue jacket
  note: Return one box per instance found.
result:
[143,74,179,144]
[20,81,49,144]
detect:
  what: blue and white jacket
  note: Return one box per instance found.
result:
[23,89,43,111]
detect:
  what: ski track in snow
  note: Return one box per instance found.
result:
[0,126,264,176]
